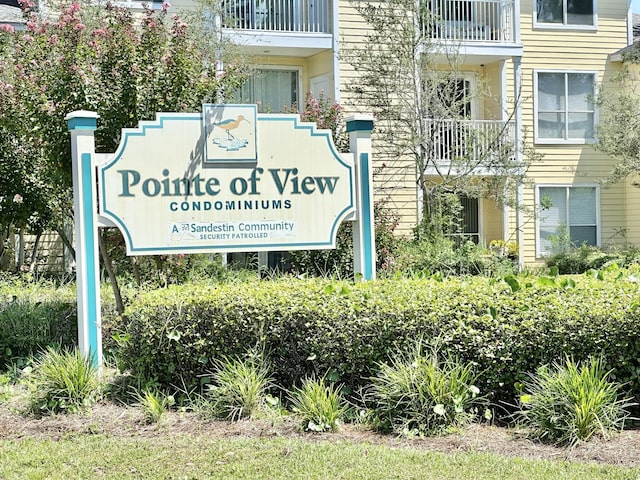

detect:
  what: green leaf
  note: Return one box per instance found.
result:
[167,331,181,341]
[433,404,446,416]
[536,276,556,287]
[519,394,532,404]
[503,275,520,292]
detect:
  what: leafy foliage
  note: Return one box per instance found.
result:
[115,268,640,416]
[289,375,347,432]
[0,288,76,369]
[517,357,634,445]
[288,201,400,278]
[0,1,249,261]
[546,244,640,274]
[368,341,484,436]
[26,346,101,415]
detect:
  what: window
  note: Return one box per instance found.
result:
[537,186,598,256]
[535,0,595,27]
[234,69,299,112]
[535,71,596,143]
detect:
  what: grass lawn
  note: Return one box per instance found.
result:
[1,434,638,480]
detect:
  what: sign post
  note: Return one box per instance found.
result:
[66,111,102,368]
[346,114,376,280]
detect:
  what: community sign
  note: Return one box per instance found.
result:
[99,105,355,254]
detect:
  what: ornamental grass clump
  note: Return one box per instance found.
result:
[517,356,634,445]
[289,375,348,432]
[134,388,175,424]
[202,352,274,421]
[368,342,485,436]
[26,347,101,415]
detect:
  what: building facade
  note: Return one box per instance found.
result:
[199,0,632,265]
[2,0,633,267]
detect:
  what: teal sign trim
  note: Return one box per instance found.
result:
[346,119,374,133]
[68,117,98,131]
[81,152,99,365]
[359,153,374,280]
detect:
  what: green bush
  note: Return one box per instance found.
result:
[0,284,77,368]
[368,341,484,436]
[546,244,640,274]
[115,269,640,416]
[517,356,634,445]
[388,236,518,278]
[287,201,400,278]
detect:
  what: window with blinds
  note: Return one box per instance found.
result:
[535,71,595,143]
[234,69,299,112]
[535,0,595,27]
[537,186,598,256]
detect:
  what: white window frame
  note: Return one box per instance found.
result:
[533,0,597,30]
[533,69,598,145]
[535,184,601,258]
[238,65,303,111]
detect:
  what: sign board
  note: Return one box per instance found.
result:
[67,108,374,368]
[99,105,355,254]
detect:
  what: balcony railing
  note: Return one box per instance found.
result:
[423,0,516,43]
[222,0,331,33]
[425,119,516,166]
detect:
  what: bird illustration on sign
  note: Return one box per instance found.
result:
[210,115,251,151]
[203,104,258,164]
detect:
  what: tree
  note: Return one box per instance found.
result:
[0,1,250,273]
[594,53,640,184]
[342,0,537,240]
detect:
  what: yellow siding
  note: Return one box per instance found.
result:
[482,198,503,242]
[512,1,629,264]
[625,175,640,245]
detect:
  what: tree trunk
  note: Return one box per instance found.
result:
[29,232,42,273]
[98,228,125,316]
[55,225,76,262]
[131,256,141,287]
[17,225,25,271]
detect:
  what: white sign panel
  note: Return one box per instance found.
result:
[99,105,355,254]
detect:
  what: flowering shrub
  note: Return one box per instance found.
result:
[0,1,249,244]
[284,91,348,152]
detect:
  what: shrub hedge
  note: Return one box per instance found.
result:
[0,282,77,368]
[115,269,640,410]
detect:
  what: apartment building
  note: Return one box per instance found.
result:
[1,0,633,267]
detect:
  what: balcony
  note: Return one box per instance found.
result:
[422,0,522,62]
[223,0,331,33]
[425,119,517,173]
[221,0,332,56]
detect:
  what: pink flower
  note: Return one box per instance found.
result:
[26,20,37,31]
[13,194,23,204]
[162,2,171,12]
[0,24,15,34]
[74,23,86,31]
[22,34,33,42]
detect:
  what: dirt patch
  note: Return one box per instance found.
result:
[1,402,639,468]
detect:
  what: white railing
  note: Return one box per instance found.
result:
[425,119,516,165]
[423,0,515,43]
[223,0,331,33]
